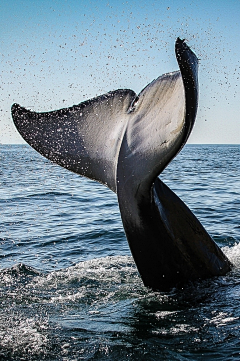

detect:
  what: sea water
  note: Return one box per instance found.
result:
[0,144,239,360]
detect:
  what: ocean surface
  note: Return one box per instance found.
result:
[0,144,239,360]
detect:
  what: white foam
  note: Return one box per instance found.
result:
[0,315,49,354]
[28,255,142,306]
[222,243,240,268]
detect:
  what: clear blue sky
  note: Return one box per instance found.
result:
[1,0,239,143]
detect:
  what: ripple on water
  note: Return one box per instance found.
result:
[0,248,240,360]
[0,145,240,360]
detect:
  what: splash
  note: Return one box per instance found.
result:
[222,242,240,269]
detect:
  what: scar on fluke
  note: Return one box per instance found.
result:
[12,38,231,291]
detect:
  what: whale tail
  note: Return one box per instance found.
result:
[12,38,196,195]
[12,38,231,290]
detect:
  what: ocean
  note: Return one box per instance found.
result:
[0,144,239,360]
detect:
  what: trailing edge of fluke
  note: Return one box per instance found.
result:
[12,38,231,291]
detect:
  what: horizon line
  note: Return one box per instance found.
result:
[1,142,239,146]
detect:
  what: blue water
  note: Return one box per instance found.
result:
[0,144,239,360]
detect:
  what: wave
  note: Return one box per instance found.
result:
[1,144,240,359]
[1,247,240,360]
[2,239,240,285]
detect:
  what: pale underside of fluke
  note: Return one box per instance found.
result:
[12,38,231,291]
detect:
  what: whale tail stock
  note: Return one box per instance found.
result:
[12,38,231,291]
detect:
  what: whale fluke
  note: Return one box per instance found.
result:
[12,38,231,291]
[11,89,136,192]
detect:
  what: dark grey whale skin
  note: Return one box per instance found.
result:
[12,38,231,291]
[116,38,230,290]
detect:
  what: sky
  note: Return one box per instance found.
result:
[0,0,239,144]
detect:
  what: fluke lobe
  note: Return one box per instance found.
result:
[12,38,231,291]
